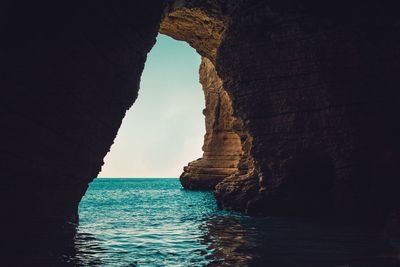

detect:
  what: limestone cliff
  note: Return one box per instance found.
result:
[180,58,243,189]
[160,2,254,191]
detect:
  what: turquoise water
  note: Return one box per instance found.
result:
[76,178,231,266]
[73,178,400,266]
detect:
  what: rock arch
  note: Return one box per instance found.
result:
[160,3,254,191]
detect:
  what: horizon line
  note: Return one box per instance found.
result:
[96,177,179,179]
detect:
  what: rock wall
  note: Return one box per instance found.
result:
[161,0,400,225]
[1,1,165,230]
[180,58,243,189]
[214,1,400,221]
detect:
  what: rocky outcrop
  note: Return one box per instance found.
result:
[160,0,244,61]
[161,1,400,225]
[160,2,253,191]
[213,1,400,220]
[160,6,223,62]
[180,58,243,190]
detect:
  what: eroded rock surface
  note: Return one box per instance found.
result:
[214,1,400,220]
[161,2,254,191]
[180,58,243,190]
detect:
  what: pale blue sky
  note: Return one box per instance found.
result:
[98,34,205,178]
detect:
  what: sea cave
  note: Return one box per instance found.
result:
[2,1,400,266]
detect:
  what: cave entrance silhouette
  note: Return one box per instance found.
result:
[98,34,205,179]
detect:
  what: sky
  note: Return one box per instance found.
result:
[98,34,205,178]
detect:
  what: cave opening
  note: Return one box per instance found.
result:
[98,34,205,179]
[75,34,215,264]
[5,1,400,265]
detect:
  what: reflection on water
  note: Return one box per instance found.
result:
[7,228,104,266]
[19,216,400,267]
[10,179,400,266]
[70,232,105,266]
[201,216,400,266]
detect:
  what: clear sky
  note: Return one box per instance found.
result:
[98,34,205,178]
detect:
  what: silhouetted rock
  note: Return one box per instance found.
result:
[1,1,165,231]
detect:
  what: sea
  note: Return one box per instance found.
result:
[66,178,400,266]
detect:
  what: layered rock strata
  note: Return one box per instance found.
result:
[180,58,243,190]
[213,1,400,220]
[160,2,253,191]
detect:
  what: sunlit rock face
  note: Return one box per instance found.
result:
[160,2,252,190]
[180,58,243,189]
[160,5,223,63]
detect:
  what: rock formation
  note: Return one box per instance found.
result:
[160,1,254,191]
[1,1,166,231]
[161,1,400,225]
[214,1,400,221]
[2,0,400,247]
[180,57,243,190]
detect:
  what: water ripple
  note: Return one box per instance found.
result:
[63,178,400,266]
